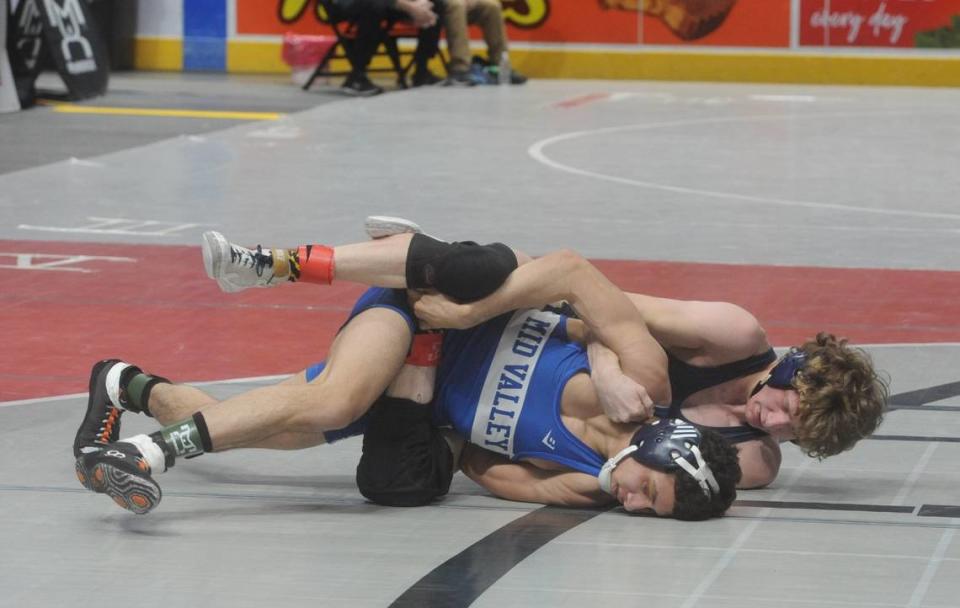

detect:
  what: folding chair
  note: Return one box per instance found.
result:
[302,0,432,91]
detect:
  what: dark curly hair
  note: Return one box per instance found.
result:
[671,429,741,521]
[793,333,889,459]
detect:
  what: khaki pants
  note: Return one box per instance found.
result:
[443,0,508,73]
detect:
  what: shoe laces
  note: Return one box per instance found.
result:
[97,406,122,443]
[230,244,271,278]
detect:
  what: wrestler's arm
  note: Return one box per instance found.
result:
[736,438,782,489]
[459,444,612,507]
[581,296,770,422]
[621,294,770,362]
[416,250,669,402]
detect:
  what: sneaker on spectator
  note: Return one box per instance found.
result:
[507,69,528,85]
[468,61,497,85]
[472,55,528,85]
[412,68,443,87]
[341,74,384,97]
[444,70,476,87]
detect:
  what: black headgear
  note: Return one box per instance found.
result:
[598,418,720,499]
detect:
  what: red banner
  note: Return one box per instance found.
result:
[239,0,791,47]
[800,0,960,47]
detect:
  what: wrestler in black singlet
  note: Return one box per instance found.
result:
[654,349,777,444]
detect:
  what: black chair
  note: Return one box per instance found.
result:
[302,0,439,90]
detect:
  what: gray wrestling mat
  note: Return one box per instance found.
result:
[1,75,959,607]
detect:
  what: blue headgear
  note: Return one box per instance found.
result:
[751,347,807,396]
[598,418,720,499]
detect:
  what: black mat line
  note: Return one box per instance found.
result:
[917,505,960,518]
[390,505,611,608]
[888,404,960,412]
[389,497,960,606]
[735,500,914,513]
[737,500,960,519]
[867,435,960,442]
[886,381,960,409]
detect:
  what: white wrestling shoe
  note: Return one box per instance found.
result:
[202,230,286,293]
[364,216,423,239]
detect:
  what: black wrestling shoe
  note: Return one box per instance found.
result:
[75,442,161,515]
[73,359,130,459]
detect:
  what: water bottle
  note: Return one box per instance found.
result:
[498,51,511,85]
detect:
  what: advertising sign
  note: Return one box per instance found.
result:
[7,0,108,100]
[800,0,960,48]
[238,0,791,47]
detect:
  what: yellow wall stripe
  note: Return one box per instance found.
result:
[50,104,283,121]
[134,37,183,71]
[135,36,960,88]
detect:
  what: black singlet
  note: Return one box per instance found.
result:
[653,348,777,444]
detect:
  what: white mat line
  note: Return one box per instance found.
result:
[892,443,940,506]
[0,373,293,408]
[3,340,958,408]
[554,540,960,562]
[528,111,960,222]
[679,459,814,608]
[493,585,935,608]
[907,525,956,608]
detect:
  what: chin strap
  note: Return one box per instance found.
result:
[673,445,720,498]
[597,444,638,494]
[598,443,720,498]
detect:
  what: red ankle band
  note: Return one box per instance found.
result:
[297,245,335,284]
[405,332,442,367]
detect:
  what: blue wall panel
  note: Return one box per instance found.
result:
[184,0,227,71]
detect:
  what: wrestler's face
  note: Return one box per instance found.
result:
[609,458,676,516]
[746,385,801,441]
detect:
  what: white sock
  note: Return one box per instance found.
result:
[104,362,133,410]
[120,434,167,474]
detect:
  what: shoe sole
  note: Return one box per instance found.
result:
[77,459,161,515]
[364,216,423,239]
[340,87,383,97]
[201,230,242,293]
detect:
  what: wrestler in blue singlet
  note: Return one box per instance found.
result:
[434,307,605,476]
[312,288,608,476]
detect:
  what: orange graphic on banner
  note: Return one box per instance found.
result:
[603,0,738,40]
[501,0,549,28]
[236,0,789,46]
[278,0,329,24]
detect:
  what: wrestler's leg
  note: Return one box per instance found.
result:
[169,306,410,453]
[203,229,520,301]
[144,374,322,450]
[74,306,412,513]
[148,356,433,451]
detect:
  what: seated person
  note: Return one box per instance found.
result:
[441,0,527,86]
[332,0,444,95]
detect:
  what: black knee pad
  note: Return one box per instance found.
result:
[406,234,517,302]
[355,396,454,507]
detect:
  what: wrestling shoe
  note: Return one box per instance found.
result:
[75,441,162,515]
[202,230,288,293]
[73,359,137,459]
[364,216,423,239]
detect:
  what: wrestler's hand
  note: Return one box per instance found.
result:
[594,367,655,424]
[411,291,478,330]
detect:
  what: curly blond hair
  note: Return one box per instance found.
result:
[792,333,889,459]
